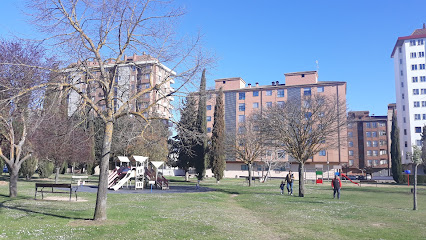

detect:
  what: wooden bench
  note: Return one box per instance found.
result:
[35,183,77,201]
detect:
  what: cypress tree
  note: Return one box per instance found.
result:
[391,109,403,183]
[176,96,198,181]
[210,88,225,183]
[194,69,207,181]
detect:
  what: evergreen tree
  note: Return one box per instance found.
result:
[210,88,225,183]
[391,109,403,183]
[194,69,208,181]
[175,96,198,181]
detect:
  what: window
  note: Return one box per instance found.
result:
[372,122,377,128]
[253,102,259,108]
[348,150,354,156]
[241,165,248,170]
[277,101,285,108]
[266,102,272,108]
[404,129,407,135]
[405,141,408,148]
[239,103,245,111]
[367,150,372,156]
[417,140,422,146]
[348,132,353,137]
[239,92,245,100]
[415,127,422,133]
[349,160,354,166]
[399,47,402,53]
[413,89,419,95]
[277,89,284,97]
[277,150,286,159]
[253,91,259,97]
[413,77,418,82]
[380,160,388,165]
[402,93,404,99]
[415,114,421,120]
[366,141,372,147]
[412,64,417,70]
[348,141,353,147]
[266,90,272,96]
[303,100,311,108]
[421,64,426,70]
[380,150,387,155]
[317,87,324,93]
[373,141,378,147]
[373,150,378,156]
[419,39,424,45]
[400,59,403,64]
[420,52,425,57]
[411,52,417,58]
[207,127,212,133]
[238,115,245,123]
[348,123,353,128]
[403,105,405,111]
[372,132,377,137]
[422,89,426,94]
[238,126,245,133]
[207,116,212,122]
[303,88,311,96]
[401,82,404,87]
[206,105,212,110]
[414,101,420,107]
[410,40,417,46]
[423,114,426,120]
[401,70,403,76]
[380,140,386,146]
[422,101,426,107]
[379,122,386,127]
[374,160,380,166]
[367,160,373,167]
[366,122,371,128]
[366,132,371,137]
[319,150,326,156]
[421,76,426,82]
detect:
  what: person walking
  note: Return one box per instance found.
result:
[279,181,285,195]
[285,170,294,195]
[331,174,342,199]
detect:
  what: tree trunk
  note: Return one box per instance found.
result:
[55,167,60,184]
[414,164,418,210]
[93,120,114,221]
[9,167,19,198]
[298,162,305,197]
[248,163,252,187]
[185,170,189,182]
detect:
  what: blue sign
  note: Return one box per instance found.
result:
[334,172,340,176]
[404,170,411,174]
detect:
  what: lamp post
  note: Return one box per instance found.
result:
[327,151,330,181]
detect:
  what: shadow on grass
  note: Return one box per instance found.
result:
[0,193,90,220]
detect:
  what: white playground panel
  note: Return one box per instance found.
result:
[133,156,148,189]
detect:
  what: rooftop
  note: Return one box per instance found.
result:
[391,24,426,57]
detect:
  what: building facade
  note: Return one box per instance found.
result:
[66,53,175,119]
[391,25,426,164]
[347,111,391,176]
[205,71,348,179]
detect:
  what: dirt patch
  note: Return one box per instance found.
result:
[230,194,238,198]
[0,181,7,186]
[68,219,126,227]
[40,196,88,202]
[372,223,386,228]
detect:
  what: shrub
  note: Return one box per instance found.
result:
[37,160,54,178]
[401,174,426,184]
[19,156,38,180]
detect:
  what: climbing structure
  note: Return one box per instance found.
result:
[133,156,148,189]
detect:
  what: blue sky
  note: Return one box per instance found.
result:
[2,0,426,115]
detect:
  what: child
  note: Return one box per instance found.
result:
[280,181,285,195]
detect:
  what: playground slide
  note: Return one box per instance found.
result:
[340,173,359,185]
[108,169,119,188]
[110,169,136,191]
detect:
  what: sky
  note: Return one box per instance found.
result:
[1,0,426,116]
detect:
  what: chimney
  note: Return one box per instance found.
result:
[276,81,279,85]
[272,82,275,86]
[255,82,259,87]
[423,23,425,29]
[248,83,251,88]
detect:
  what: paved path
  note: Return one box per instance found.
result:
[77,185,214,194]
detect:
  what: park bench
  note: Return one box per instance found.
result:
[35,183,77,201]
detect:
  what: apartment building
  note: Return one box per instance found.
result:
[205,71,348,179]
[347,111,391,176]
[66,53,175,119]
[391,25,426,164]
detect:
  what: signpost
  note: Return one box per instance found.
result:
[404,170,411,186]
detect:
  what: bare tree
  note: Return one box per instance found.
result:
[227,113,268,187]
[407,145,424,210]
[0,40,55,197]
[262,95,346,197]
[17,0,211,220]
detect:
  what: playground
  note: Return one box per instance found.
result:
[1,174,426,239]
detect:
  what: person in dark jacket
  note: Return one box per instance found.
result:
[285,170,294,195]
[331,175,342,199]
[280,181,285,195]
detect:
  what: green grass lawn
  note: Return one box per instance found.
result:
[0,174,425,239]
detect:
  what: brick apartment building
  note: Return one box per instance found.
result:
[347,109,394,177]
[66,53,175,119]
[204,71,348,179]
